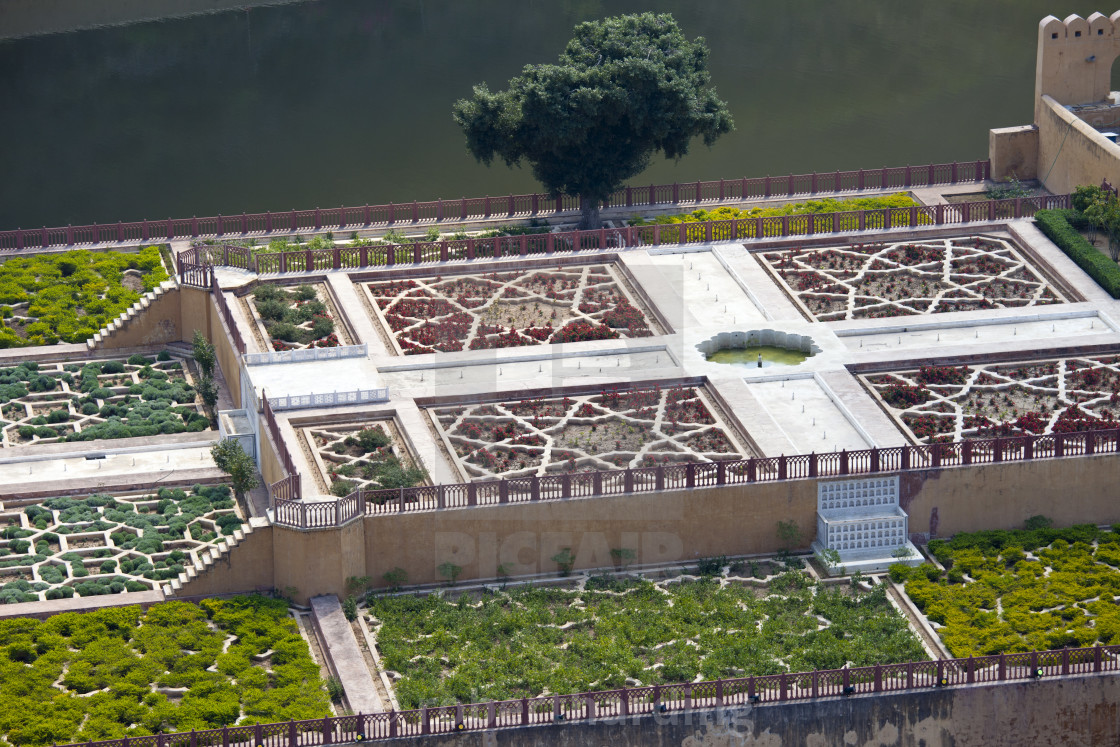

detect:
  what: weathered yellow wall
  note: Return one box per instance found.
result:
[901,453,1120,539]
[96,288,183,349]
[1036,95,1120,196]
[272,521,366,602]
[363,481,818,588]
[179,286,212,343]
[170,524,275,598]
[989,125,1039,181]
[174,452,1120,601]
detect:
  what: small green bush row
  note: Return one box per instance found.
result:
[1034,209,1120,298]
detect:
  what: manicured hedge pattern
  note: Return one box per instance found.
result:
[0,485,245,603]
[0,247,169,347]
[1034,209,1120,298]
[898,524,1120,657]
[0,597,330,746]
[367,573,925,708]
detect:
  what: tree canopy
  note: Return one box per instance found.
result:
[452,12,734,229]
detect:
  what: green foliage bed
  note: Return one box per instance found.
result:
[367,573,925,708]
[898,522,1120,657]
[0,485,245,604]
[1034,208,1120,298]
[0,356,210,446]
[0,597,330,746]
[628,192,921,226]
[0,247,169,347]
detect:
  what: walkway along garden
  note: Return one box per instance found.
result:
[272,426,1120,529]
[46,643,1120,744]
[176,192,1070,280]
[5,161,993,251]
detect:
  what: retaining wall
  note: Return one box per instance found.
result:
[355,672,1120,747]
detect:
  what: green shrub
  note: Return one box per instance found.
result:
[1034,209,1120,298]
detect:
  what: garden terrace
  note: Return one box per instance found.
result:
[758,235,1066,321]
[428,384,753,480]
[360,263,659,355]
[0,596,331,745]
[365,570,925,709]
[240,282,349,352]
[897,522,1120,657]
[300,420,427,497]
[0,246,169,346]
[862,356,1120,444]
[0,353,211,447]
[0,483,245,603]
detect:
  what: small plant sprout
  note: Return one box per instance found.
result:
[438,561,463,586]
[551,548,575,577]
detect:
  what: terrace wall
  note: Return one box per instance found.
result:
[359,672,1120,747]
[94,286,184,349]
[1036,94,1120,195]
[169,523,276,598]
[172,450,1120,603]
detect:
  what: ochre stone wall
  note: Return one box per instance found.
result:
[1036,95,1120,195]
[989,125,1039,182]
[170,524,276,598]
[172,449,1120,604]
[96,287,184,349]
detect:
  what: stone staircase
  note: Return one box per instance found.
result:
[87,279,177,351]
[161,520,257,596]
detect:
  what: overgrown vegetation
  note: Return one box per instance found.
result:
[0,247,169,347]
[366,573,924,708]
[0,596,331,745]
[898,520,1120,657]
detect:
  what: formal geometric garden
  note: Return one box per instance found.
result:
[244,283,347,352]
[362,263,658,355]
[0,354,211,447]
[366,571,926,708]
[0,484,245,603]
[896,521,1120,657]
[429,385,751,479]
[862,357,1120,444]
[0,246,170,347]
[301,421,427,497]
[758,236,1064,321]
[0,596,331,745]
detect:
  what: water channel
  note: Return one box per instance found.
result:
[0,0,1107,229]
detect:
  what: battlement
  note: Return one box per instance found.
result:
[1036,11,1120,117]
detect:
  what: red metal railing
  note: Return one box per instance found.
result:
[179,194,1069,282]
[5,160,992,252]
[264,427,1120,527]
[48,644,1117,746]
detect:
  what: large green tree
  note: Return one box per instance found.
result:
[452,12,734,229]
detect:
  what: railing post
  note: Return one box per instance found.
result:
[778,455,787,480]
[1094,645,1103,672]
[716,680,724,706]
[467,482,477,507]
[389,711,398,738]
[809,452,817,477]
[521,698,529,725]
[421,707,429,735]
[499,480,508,504]
[870,447,880,472]
[998,654,1006,680]
[1055,432,1065,458]
[686,462,695,488]
[967,657,974,684]
[951,161,959,183]
[901,446,911,470]
[875,664,883,692]
[1062,648,1070,675]
[764,175,771,198]
[840,449,849,475]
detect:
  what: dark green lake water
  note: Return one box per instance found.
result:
[0,0,1105,229]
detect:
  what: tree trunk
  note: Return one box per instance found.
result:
[578,195,600,230]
